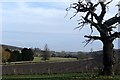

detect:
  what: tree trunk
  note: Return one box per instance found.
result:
[101,38,115,76]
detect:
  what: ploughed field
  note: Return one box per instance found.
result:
[2,57,120,75]
[2,57,120,80]
[2,60,94,75]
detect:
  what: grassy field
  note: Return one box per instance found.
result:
[2,73,120,80]
[2,57,77,65]
[32,57,77,62]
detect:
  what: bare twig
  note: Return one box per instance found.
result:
[70,12,78,19]
[90,26,93,35]
[105,0,113,5]
[65,4,73,18]
[74,25,84,31]
[83,38,92,47]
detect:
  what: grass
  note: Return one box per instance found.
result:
[2,73,120,80]
[33,57,77,62]
[49,57,77,62]
[3,57,77,65]
[32,57,42,62]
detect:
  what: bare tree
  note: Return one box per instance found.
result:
[41,44,51,61]
[67,0,120,76]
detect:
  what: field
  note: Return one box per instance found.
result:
[2,57,120,80]
[32,57,77,62]
[2,57,77,65]
[2,73,120,80]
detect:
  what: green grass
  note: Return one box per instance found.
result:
[32,57,42,62]
[2,73,120,80]
[33,57,77,62]
[3,57,77,65]
[49,57,77,62]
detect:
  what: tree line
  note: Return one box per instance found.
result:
[2,44,51,62]
[2,47,34,63]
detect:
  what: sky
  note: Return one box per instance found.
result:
[1,0,120,52]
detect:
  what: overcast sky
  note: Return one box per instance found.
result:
[1,0,120,52]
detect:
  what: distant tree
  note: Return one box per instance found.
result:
[77,52,86,60]
[21,48,34,61]
[34,48,41,57]
[5,48,12,53]
[28,48,34,61]
[64,53,74,58]
[2,48,11,63]
[57,51,66,57]
[7,50,22,62]
[51,53,56,57]
[41,44,51,61]
[61,51,67,57]
[67,0,120,75]
[50,51,56,57]
[13,50,22,61]
[8,51,15,62]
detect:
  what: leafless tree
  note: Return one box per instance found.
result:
[67,0,120,76]
[41,44,51,61]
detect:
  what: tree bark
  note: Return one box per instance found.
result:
[101,38,115,76]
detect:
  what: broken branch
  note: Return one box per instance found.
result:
[84,35,101,40]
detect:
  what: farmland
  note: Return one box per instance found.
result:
[2,59,96,75]
[2,55,120,80]
[33,57,77,62]
[1,0,120,79]
[2,57,120,75]
[2,57,77,65]
[1,44,120,80]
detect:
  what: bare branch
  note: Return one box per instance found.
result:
[83,16,102,33]
[66,0,120,48]
[83,16,96,26]
[74,22,86,30]
[83,35,101,46]
[74,25,84,31]
[90,26,93,35]
[98,0,113,23]
[99,2,106,23]
[70,12,78,19]
[110,32,120,41]
[105,0,113,5]
[65,4,73,18]
[104,16,120,27]
[83,35,100,47]
[74,17,88,30]
[91,2,99,19]
[64,9,69,18]
[83,38,92,47]
[84,35,101,40]
[85,2,99,21]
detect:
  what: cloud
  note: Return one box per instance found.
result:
[0,0,78,2]
[2,2,87,35]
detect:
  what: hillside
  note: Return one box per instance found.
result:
[1,44,120,55]
[1,44,23,51]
